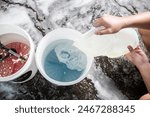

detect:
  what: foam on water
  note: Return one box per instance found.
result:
[44,39,87,82]
[55,43,87,71]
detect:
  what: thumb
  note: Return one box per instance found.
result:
[127,45,134,52]
[125,53,132,61]
[95,28,113,35]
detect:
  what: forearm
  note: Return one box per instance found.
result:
[138,63,150,94]
[122,12,150,30]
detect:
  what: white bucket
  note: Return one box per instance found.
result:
[36,28,139,86]
[36,28,93,86]
[0,24,37,83]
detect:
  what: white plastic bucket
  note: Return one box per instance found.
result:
[36,28,139,86]
[0,24,37,83]
[36,28,93,86]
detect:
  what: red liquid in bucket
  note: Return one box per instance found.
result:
[0,42,30,77]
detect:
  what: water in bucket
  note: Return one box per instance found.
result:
[44,39,87,82]
[0,42,29,77]
[0,33,30,77]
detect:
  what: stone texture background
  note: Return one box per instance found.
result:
[0,0,150,100]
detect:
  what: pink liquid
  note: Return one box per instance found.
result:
[0,42,30,77]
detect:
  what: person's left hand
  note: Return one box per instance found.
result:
[125,45,149,69]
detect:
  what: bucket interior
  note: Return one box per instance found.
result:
[41,39,88,83]
[0,33,30,45]
[0,33,30,78]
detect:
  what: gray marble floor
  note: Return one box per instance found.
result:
[0,0,150,100]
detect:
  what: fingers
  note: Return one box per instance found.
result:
[134,45,146,56]
[127,45,143,56]
[126,45,135,62]
[93,15,111,35]
[93,14,110,27]
[131,45,142,53]
[93,18,103,27]
[135,46,141,52]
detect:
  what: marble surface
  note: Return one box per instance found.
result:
[0,0,150,100]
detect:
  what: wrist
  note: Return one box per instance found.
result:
[137,62,150,72]
[121,17,130,28]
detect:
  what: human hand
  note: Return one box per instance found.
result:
[93,15,127,35]
[125,45,149,69]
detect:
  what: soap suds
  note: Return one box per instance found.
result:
[55,43,87,71]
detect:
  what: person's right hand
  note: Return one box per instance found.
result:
[93,15,127,35]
